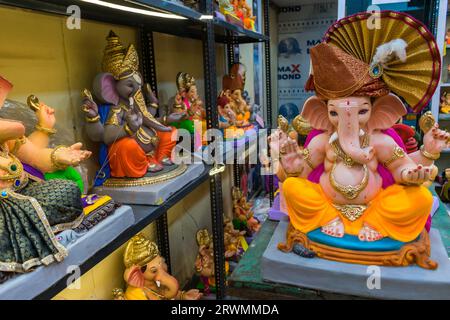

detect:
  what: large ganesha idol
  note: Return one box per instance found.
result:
[277,11,449,269]
[0,76,91,282]
[82,31,186,188]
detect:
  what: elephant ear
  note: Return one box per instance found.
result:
[0,76,12,107]
[367,94,407,133]
[124,266,145,288]
[300,96,333,132]
[92,73,119,105]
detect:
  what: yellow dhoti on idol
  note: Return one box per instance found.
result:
[283,178,432,243]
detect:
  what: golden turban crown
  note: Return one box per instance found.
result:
[232,186,243,202]
[306,11,441,113]
[124,233,160,268]
[102,30,139,80]
[196,229,213,247]
[176,72,196,92]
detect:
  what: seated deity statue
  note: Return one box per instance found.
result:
[232,187,260,235]
[82,31,186,186]
[236,0,256,31]
[113,233,202,300]
[170,72,206,135]
[217,94,244,139]
[276,11,448,269]
[0,76,91,281]
[221,63,254,135]
[224,219,246,259]
[440,92,450,114]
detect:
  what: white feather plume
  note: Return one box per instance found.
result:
[371,39,408,67]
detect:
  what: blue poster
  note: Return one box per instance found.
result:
[277,2,337,122]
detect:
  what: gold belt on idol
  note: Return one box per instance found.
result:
[332,203,368,222]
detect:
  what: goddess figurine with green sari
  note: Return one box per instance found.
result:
[0,76,91,282]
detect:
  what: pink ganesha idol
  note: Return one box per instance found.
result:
[276,11,449,269]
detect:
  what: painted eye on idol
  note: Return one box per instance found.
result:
[359,109,369,115]
[329,111,338,117]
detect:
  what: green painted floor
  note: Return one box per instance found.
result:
[227,191,450,300]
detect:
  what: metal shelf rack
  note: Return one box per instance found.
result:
[0,0,274,300]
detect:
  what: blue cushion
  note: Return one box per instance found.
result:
[307,228,416,252]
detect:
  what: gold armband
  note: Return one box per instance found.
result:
[85,115,100,123]
[124,123,134,136]
[136,127,159,146]
[301,148,315,169]
[383,145,405,167]
[35,124,57,135]
[50,145,68,171]
[420,145,440,161]
[105,108,121,126]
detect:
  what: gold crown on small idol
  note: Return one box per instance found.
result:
[176,72,196,92]
[102,30,139,80]
[196,229,212,247]
[124,233,160,268]
[232,186,243,201]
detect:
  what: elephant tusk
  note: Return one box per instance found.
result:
[329,132,338,144]
[359,129,365,137]
[156,280,161,288]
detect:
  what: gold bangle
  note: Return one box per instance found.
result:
[420,145,440,161]
[35,124,57,135]
[50,145,68,170]
[124,123,134,136]
[180,290,186,300]
[383,146,406,167]
[301,148,315,169]
[85,115,100,123]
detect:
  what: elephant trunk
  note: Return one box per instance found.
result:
[142,116,172,132]
[155,272,180,300]
[337,108,373,164]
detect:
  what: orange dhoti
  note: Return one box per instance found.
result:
[107,127,177,178]
[283,177,432,243]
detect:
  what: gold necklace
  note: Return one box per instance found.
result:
[329,162,369,200]
[0,146,23,181]
[331,133,369,167]
[0,145,27,192]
